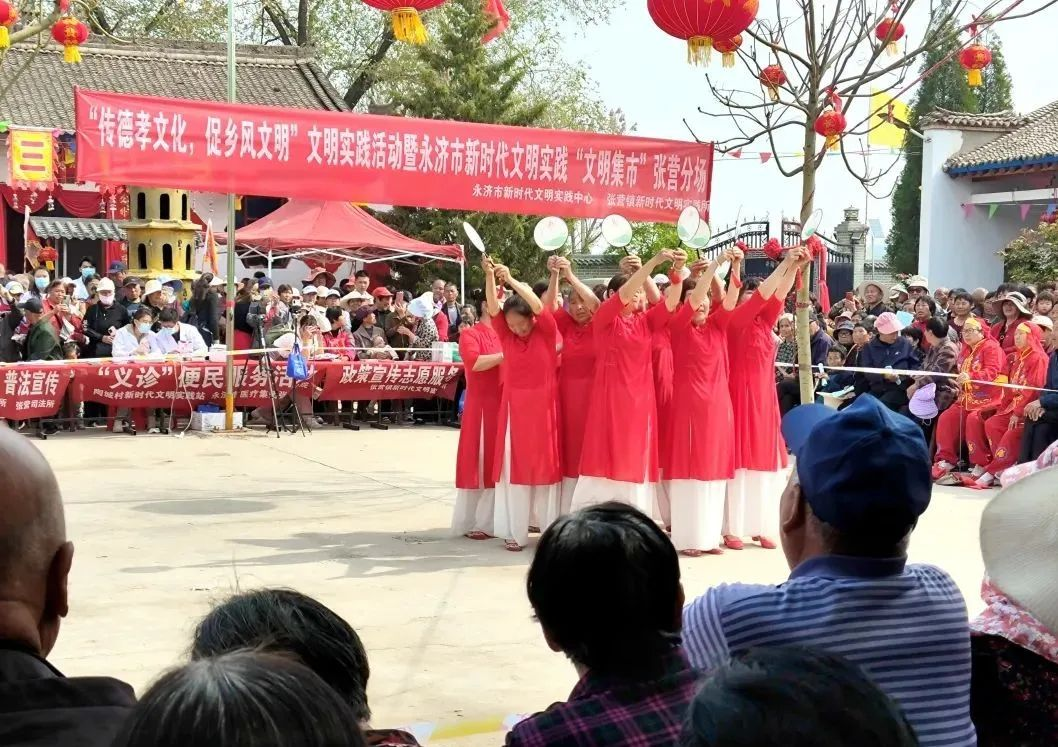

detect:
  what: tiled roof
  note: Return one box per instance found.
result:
[29,216,126,240]
[1,39,348,130]
[944,100,1058,175]
[921,108,1026,130]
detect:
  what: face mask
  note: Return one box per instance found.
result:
[99,293,114,306]
[136,322,152,335]
[35,276,49,290]
[160,326,175,336]
[82,267,96,279]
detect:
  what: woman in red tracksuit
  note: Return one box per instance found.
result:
[962,322,1049,488]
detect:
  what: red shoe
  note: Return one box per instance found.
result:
[680,548,723,558]
[755,536,777,550]
[723,535,744,550]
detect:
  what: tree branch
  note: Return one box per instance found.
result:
[343,24,397,109]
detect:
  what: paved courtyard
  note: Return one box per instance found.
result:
[36,427,991,745]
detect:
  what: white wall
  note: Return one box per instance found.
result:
[919,127,1011,290]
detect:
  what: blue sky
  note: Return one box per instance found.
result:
[562,2,1057,257]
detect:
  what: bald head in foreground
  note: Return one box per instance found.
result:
[0,427,135,747]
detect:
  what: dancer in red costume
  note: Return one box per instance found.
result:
[962,321,1049,488]
[452,282,504,540]
[661,250,740,556]
[571,250,684,513]
[485,259,562,551]
[933,316,1006,485]
[542,256,600,513]
[724,246,809,551]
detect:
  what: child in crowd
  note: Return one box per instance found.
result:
[371,335,399,360]
[817,344,853,395]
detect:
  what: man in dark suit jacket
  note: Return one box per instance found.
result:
[0,428,135,746]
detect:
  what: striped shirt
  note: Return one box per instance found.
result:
[683,555,976,746]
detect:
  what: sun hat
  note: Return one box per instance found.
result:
[5,281,25,295]
[856,280,889,299]
[408,292,436,319]
[981,465,1058,635]
[652,274,670,286]
[301,286,319,296]
[875,312,907,335]
[907,275,930,291]
[908,382,939,421]
[889,283,908,300]
[324,288,341,298]
[96,278,116,293]
[144,279,163,296]
[1032,314,1054,331]
[372,286,393,298]
[1000,291,1032,316]
[782,395,931,535]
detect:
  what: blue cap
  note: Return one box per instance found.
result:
[781,395,932,534]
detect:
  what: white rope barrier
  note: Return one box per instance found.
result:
[774,360,1058,394]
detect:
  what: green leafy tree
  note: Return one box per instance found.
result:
[887,22,1014,273]
[379,0,548,291]
[1000,221,1058,283]
[604,223,679,262]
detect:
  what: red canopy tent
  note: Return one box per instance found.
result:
[216,198,464,275]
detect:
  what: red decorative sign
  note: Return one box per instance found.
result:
[73,361,293,408]
[318,361,462,401]
[74,89,714,223]
[0,366,72,420]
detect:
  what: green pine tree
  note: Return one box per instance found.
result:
[886,16,1014,273]
[380,0,549,292]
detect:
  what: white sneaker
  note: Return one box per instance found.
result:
[970,465,986,478]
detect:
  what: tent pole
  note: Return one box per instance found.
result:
[267,249,273,276]
[459,255,465,309]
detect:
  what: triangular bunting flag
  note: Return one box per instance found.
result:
[1020,204,1031,221]
[760,152,772,164]
[988,204,999,219]
[962,203,975,219]
[731,149,743,159]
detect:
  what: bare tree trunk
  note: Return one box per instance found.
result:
[343,26,396,108]
[296,0,309,46]
[797,129,817,404]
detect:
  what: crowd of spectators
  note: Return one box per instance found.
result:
[3,387,1058,745]
[778,275,1058,489]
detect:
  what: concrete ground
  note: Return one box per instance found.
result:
[36,427,991,746]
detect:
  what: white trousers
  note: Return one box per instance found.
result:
[666,480,726,552]
[570,476,658,518]
[494,425,560,547]
[724,468,784,539]
[451,489,495,536]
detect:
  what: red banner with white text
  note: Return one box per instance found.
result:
[0,366,72,420]
[74,89,713,223]
[72,361,294,408]
[319,360,462,401]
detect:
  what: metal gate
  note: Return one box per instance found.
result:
[702,218,854,302]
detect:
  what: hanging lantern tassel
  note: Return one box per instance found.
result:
[687,36,713,66]
[875,17,905,57]
[391,7,428,44]
[759,65,787,103]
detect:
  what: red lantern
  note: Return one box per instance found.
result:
[0,0,17,49]
[1042,211,1058,225]
[814,92,847,152]
[875,16,905,56]
[960,43,992,87]
[712,34,743,68]
[759,64,786,102]
[51,16,88,63]
[360,0,449,45]
[648,0,759,66]
[38,245,58,271]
